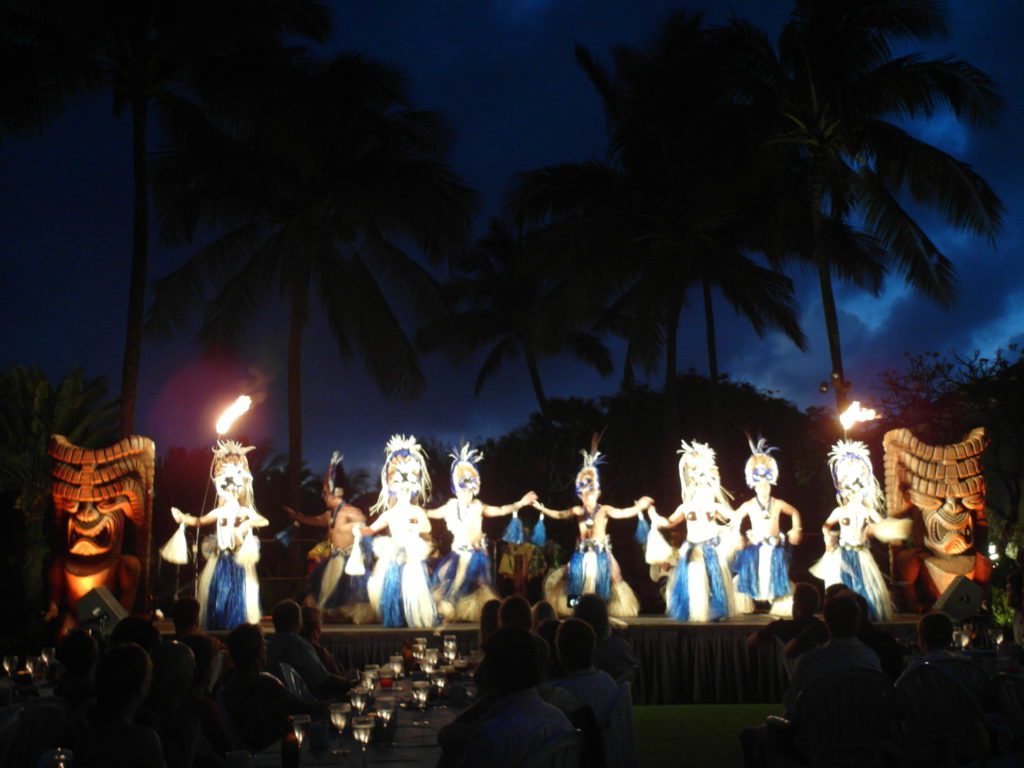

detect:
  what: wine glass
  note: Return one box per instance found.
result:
[425,648,440,666]
[352,716,374,766]
[24,656,37,679]
[951,629,965,652]
[289,714,311,751]
[329,703,350,757]
[41,646,55,668]
[411,643,426,664]
[361,666,379,690]
[389,655,404,680]
[3,655,17,678]
[349,685,369,715]
[431,672,448,708]
[412,680,431,726]
[420,659,436,676]
[988,627,1005,651]
[443,637,458,664]
[960,624,972,650]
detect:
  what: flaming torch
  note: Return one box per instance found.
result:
[216,395,252,435]
[839,400,881,437]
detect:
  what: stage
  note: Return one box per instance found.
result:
[227,613,919,706]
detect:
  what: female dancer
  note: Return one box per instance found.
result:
[427,444,537,621]
[811,440,902,621]
[358,435,438,628]
[169,440,268,629]
[650,440,737,622]
[732,438,802,614]
[534,438,652,617]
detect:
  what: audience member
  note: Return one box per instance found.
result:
[531,600,558,633]
[846,591,905,680]
[461,626,575,768]
[908,611,957,667]
[499,595,550,673]
[138,640,213,768]
[221,623,325,752]
[574,594,639,684]
[748,583,827,659]
[552,618,619,723]
[72,642,167,768]
[170,598,202,638]
[111,614,162,652]
[536,618,564,679]
[781,593,881,715]
[265,600,349,698]
[300,605,342,676]
[479,599,501,648]
[55,628,99,710]
[179,633,232,757]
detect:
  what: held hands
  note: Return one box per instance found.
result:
[171,507,184,525]
[788,528,803,546]
[519,491,538,508]
[635,496,654,512]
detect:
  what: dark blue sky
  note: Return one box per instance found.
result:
[1,1,1021,474]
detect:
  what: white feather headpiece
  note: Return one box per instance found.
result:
[677,440,731,505]
[828,439,884,511]
[574,434,604,498]
[745,437,779,488]
[372,434,431,514]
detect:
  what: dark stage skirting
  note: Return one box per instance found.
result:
[236,614,918,706]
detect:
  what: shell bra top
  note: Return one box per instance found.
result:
[683,505,722,545]
[214,501,252,551]
[837,501,872,547]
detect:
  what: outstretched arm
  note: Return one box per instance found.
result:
[171,507,217,527]
[482,491,538,518]
[778,499,803,545]
[284,506,330,527]
[604,496,655,520]
[821,508,841,550]
[359,511,390,537]
[651,505,687,530]
[532,501,578,520]
[248,509,270,528]
[425,500,453,520]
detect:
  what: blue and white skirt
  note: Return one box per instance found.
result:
[543,539,639,618]
[810,544,892,621]
[733,540,791,601]
[667,540,736,622]
[367,537,438,628]
[199,548,260,630]
[432,547,498,622]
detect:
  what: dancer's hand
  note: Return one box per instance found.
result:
[283,505,299,522]
[636,496,654,511]
[171,507,184,524]
[519,491,538,508]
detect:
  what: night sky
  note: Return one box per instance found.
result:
[1,1,1021,475]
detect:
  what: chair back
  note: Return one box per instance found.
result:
[993,673,1024,744]
[531,729,583,768]
[568,705,606,768]
[894,662,991,764]
[0,704,22,767]
[278,661,316,703]
[601,681,638,768]
[930,657,992,707]
[791,667,892,767]
[215,685,247,751]
[8,698,68,768]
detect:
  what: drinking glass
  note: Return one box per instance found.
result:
[411,643,426,664]
[376,695,395,726]
[988,627,1005,650]
[425,648,440,666]
[350,685,369,715]
[3,655,17,677]
[412,680,431,726]
[361,666,379,690]
[378,668,394,689]
[41,646,55,668]
[329,703,350,757]
[443,641,458,664]
[960,624,972,650]
[37,747,74,767]
[431,672,447,695]
[289,714,311,750]
[389,655,404,679]
[24,656,37,678]
[420,659,436,676]
[952,629,965,651]
[352,716,374,766]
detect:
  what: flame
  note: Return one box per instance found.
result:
[215,395,252,435]
[839,400,880,432]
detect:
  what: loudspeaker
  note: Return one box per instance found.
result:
[76,586,127,636]
[933,575,984,622]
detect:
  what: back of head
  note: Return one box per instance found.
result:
[480,599,501,646]
[111,615,161,652]
[228,623,265,673]
[537,618,561,661]
[499,595,531,631]
[179,633,217,694]
[484,626,540,695]
[918,611,954,654]
[170,598,201,636]
[792,583,821,618]
[556,618,596,674]
[574,594,610,639]
[824,583,848,602]
[531,600,557,633]
[96,642,152,714]
[823,593,860,639]
[59,628,99,678]
[272,600,303,634]
[148,640,196,713]
[300,606,322,642]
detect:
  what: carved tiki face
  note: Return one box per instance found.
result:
[49,434,155,578]
[883,428,987,557]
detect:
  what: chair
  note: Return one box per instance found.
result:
[531,729,584,768]
[601,681,638,768]
[214,685,247,751]
[0,704,22,767]
[760,667,892,767]
[568,704,606,768]
[931,657,994,708]
[7,697,68,768]
[993,673,1024,750]
[278,661,317,704]
[893,662,1001,765]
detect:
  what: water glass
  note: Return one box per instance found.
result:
[24,656,37,678]
[37,748,74,767]
[376,695,395,722]
[412,680,431,726]
[425,648,440,665]
[3,655,16,677]
[330,702,350,734]
[988,627,1005,650]
[350,685,369,715]
[431,672,448,696]
[361,667,379,690]
[443,644,458,664]
[353,716,374,766]
[41,646,55,667]
[288,714,311,749]
[389,655,404,679]
[420,659,436,676]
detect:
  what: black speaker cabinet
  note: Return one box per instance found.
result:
[933,575,984,622]
[76,586,128,635]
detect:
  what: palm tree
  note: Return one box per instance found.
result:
[418,219,613,421]
[723,0,1003,409]
[510,12,806,444]
[0,0,330,436]
[148,50,476,507]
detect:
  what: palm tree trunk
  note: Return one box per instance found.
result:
[119,95,148,437]
[811,179,847,413]
[525,353,550,421]
[702,277,724,446]
[287,286,307,510]
[663,295,683,453]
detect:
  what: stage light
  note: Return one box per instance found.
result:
[839,400,880,432]
[216,395,252,435]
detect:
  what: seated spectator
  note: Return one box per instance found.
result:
[461,626,575,768]
[748,583,828,659]
[138,641,209,768]
[265,600,349,698]
[782,593,881,715]
[500,595,551,674]
[179,633,232,757]
[908,612,957,668]
[72,642,167,768]
[552,618,619,723]
[111,615,162,652]
[531,600,558,633]
[300,606,342,676]
[536,618,564,679]
[846,591,905,680]
[170,598,203,638]
[55,628,99,710]
[221,623,324,752]
[574,594,638,684]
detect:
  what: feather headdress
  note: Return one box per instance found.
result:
[372,434,431,514]
[210,439,257,512]
[744,437,779,488]
[678,440,732,505]
[449,443,483,494]
[575,433,605,499]
[828,439,884,511]
[325,451,345,496]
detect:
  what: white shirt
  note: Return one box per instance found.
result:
[461,687,574,768]
[552,667,620,723]
[783,636,881,714]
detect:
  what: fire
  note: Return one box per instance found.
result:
[215,395,252,435]
[839,400,880,432]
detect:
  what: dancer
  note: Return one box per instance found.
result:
[732,438,803,614]
[534,437,652,617]
[284,452,373,623]
[650,441,737,622]
[168,441,268,629]
[810,440,904,621]
[427,444,537,621]
[358,435,438,628]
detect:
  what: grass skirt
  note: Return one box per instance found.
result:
[432,548,498,622]
[199,549,260,630]
[810,545,892,621]
[367,537,438,628]
[666,540,735,622]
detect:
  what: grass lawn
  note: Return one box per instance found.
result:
[635,704,781,768]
